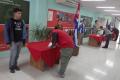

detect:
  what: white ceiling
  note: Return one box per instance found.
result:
[70,0,120,16]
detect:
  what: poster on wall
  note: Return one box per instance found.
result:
[47,9,75,29]
[97,17,106,26]
[80,15,93,37]
[48,11,53,21]
[80,15,93,27]
[0,0,29,51]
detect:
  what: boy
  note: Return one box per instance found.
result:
[49,29,74,78]
[4,8,27,73]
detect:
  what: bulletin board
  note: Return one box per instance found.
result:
[47,9,75,29]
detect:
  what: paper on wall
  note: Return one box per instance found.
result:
[48,11,53,21]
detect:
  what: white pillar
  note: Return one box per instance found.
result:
[29,0,48,27]
[29,0,48,41]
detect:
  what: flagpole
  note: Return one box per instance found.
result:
[73,2,80,47]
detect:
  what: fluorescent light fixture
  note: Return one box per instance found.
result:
[81,0,105,1]
[96,7,115,9]
[112,14,120,16]
[104,10,120,12]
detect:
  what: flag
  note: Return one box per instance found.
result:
[73,2,80,47]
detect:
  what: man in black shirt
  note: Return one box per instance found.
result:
[4,8,27,73]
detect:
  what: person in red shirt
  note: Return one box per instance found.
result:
[49,29,74,78]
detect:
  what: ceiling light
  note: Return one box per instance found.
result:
[96,7,115,9]
[112,13,120,15]
[81,0,105,1]
[104,10,120,12]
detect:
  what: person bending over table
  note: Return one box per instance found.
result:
[100,26,112,48]
[48,29,74,78]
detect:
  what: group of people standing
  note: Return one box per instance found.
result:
[93,20,119,48]
[78,19,119,48]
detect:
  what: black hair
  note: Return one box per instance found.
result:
[13,8,22,13]
[100,26,103,29]
[95,20,98,23]
[80,19,85,22]
[54,24,63,30]
[83,19,85,22]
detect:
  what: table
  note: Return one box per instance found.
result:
[88,34,103,47]
[27,41,60,71]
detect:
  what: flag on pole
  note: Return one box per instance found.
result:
[73,2,80,47]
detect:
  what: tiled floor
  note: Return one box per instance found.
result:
[0,41,120,80]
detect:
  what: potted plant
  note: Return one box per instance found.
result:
[30,25,51,41]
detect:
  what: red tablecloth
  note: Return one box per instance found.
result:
[89,34,103,43]
[27,41,60,67]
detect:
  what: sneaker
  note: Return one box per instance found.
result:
[9,66,15,73]
[10,68,15,73]
[15,66,20,71]
[102,46,108,48]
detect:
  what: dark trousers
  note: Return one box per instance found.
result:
[59,48,73,75]
[115,33,119,41]
[104,34,111,48]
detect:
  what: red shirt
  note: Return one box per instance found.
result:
[52,29,74,48]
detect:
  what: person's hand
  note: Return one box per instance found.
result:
[48,42,52,48]
[50,45,56,48]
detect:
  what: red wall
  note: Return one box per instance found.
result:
[47,9,75,29]
[0,25,4,44]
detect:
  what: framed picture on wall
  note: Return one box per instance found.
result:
[47,9,75,28]
[80,15,93,27]
[80,16,93,37]
[97,17,106,26]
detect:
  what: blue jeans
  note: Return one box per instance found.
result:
[9,42,22,68]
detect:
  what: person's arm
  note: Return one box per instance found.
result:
[50,32,58,48]
[22,20,27,46]
[103,30,105,35]
[4,20,11,45]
